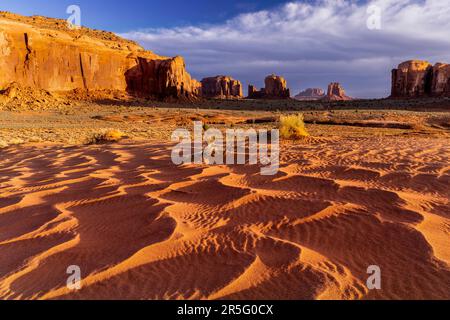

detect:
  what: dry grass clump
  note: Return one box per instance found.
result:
[86,129,126,144]
[0,140,8,148]
[279,114,309,139]
[0,137,26,148]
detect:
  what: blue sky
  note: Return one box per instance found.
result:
[2,1,450,98]
[0,0,288,32]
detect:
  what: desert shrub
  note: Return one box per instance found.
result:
[86,129,125,144]
[279,114,309,139]
[0,137,25,149]
[8,138,25,145]
[0,140,8,148]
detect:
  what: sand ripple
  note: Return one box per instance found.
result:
[0,137,449,300]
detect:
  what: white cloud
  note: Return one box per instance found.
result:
[121,0,450,98]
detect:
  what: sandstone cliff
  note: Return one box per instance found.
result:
[321,83,352,101]
[201,76,242,99]
[248,74,290,99]
[264,74,290,98]
[248,85,261,99]
[0,12,200,100]
[391,60,432,98]
[391,60,450,98]
[294,88,325,100]
[432,63,450,96]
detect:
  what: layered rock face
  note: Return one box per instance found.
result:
[201,76,242,99]
[264,75,290,98]
[432,63,450,96]
[248,85,258,98]
[391,60,433,98]
[322,82,352,101]
[125,55,201,99]
[0,12,200,100]
[294,88,325,100]
[248,74,290,99]
[391,60,450,98]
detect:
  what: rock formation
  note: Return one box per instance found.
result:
[391,60,450,98]
[0,12,201,100]
[294,88,325,100]
[391,60,433,98]
[321,82,352,101]
[248,85,258,98]
[201,76,242,99]
[248,74,290,99]
[264,74,290,98]
[432,63,450,96]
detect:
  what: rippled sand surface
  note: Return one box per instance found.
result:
[0,136,449,300]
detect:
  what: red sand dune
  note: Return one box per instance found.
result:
[0,136,449,300]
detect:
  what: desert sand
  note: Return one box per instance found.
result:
[0,105,449,300]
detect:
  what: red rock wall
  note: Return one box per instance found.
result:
[201,76,242,98]
[321,83,352,101]
[248,74,290,99]
[431,63,450,96]
[264,75,290,98]
[0,13,200,99]
[391,60,433,98]
[390,60,450,98]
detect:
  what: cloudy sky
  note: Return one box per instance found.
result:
[3,0,450,98]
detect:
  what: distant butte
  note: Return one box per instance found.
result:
[248,74,290,99]
[201,76,243,99]
[321,82,352,101]
[391,60,450,98]
[294,88,325,101]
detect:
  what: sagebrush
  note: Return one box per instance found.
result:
[279,114,309,139]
